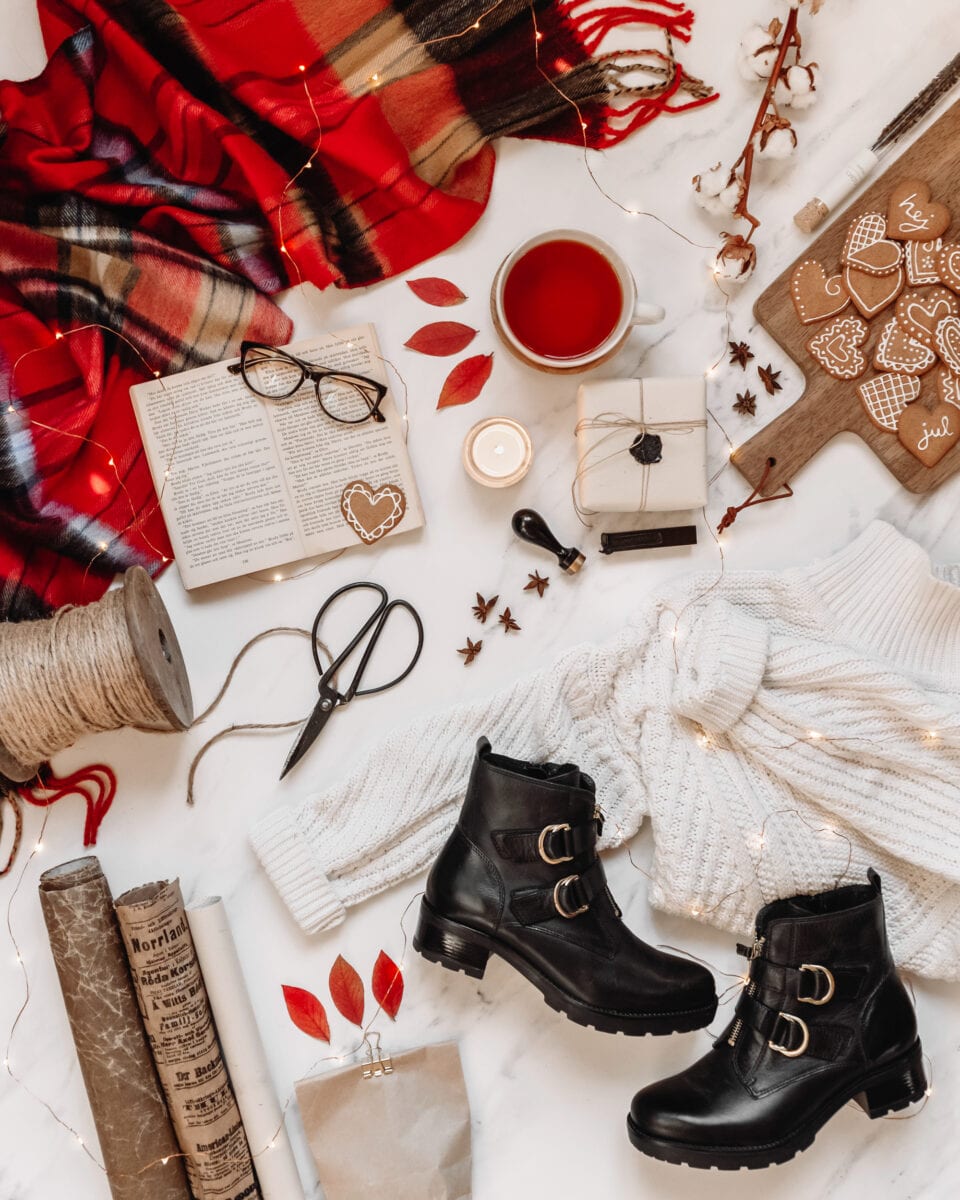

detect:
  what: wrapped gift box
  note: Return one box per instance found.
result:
[575,377,707,513]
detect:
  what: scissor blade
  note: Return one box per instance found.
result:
[280,693,337,780]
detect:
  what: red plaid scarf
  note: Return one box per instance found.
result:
[0,0,715,619]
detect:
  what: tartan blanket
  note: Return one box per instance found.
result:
[0,0,715,619]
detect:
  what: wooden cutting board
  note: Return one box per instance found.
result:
[732,98,960,495]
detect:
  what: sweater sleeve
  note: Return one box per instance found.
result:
[672,600,960,886]
[251,633,646,933]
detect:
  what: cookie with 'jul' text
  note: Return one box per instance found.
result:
[898,401,960,466]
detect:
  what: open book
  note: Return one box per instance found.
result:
[130,325,423,589]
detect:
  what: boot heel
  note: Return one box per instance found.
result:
[413,902,491,979]
[855,1042,928,1118]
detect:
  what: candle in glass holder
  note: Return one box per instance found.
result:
[462,417,533,488]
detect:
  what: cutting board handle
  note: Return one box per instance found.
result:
[731,392,850,495]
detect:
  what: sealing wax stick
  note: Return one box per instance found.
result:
[39,857,190,1200]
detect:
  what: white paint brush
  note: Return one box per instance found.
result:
[794,53,960,233]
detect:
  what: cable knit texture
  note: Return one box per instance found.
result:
[251,523,960,980]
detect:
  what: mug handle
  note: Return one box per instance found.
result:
[632,302,665,326]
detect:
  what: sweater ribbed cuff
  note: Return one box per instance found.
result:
[250,808,346,934]
[671,599,768,733]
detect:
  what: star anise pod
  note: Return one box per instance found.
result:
[498,607,521,634]
[457,637,482,665]
[733,390,757,416]
[728,340,754,369]
[523,571,550,598]
[758,364,782,395]
[471,592,498,623]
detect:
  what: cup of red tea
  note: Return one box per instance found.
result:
[491,230,664,372]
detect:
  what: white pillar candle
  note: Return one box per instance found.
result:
[462,417,533,487]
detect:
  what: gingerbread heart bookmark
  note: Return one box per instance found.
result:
[340,480,407,544]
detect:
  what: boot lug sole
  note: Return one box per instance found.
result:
[413,900,717,1036]
[626,1039,927,1169]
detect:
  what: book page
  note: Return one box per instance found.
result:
[131,363,302,588]
[264,326,423,553]
[130,324,424,590]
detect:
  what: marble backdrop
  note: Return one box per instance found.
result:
[1,1,959,1197]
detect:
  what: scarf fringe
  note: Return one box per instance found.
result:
[508,0,717,149]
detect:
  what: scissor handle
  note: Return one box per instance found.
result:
[311,582,387,676]
[351,599,424,699]
[311,582,423,701]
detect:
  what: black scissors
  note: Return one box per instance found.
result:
[280,582,424,779]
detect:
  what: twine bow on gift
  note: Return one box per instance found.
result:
[573,389,707,523]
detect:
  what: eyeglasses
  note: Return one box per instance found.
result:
[228,342,388,424]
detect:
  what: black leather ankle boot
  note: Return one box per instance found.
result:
[413,738,717,1035]
[628,870,927,1167]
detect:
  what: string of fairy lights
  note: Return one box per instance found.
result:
[0,0,939,1183]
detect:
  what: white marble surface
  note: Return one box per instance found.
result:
[2,2,960,1197]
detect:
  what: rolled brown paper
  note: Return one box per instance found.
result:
[38,856,191,1200]
[115,879,260,1200]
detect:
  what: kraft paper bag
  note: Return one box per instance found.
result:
[295,1041,472,1200]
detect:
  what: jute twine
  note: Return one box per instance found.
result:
[0,590,168,765]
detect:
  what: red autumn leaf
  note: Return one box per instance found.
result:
[437,354,494,410]
[371,950,404,1020]
[281,985,330,1042]
[404,321,477,357]
[406,277,467,306]
[329,954,365,1026]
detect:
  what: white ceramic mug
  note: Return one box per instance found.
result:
[490,229,664,373]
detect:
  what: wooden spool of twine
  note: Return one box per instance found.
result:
[0,567,193,783]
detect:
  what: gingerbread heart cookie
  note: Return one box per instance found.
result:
[898,401,960,466]
[887,180,951,241]
[873,318,936,375]
[896,287,959,347]
[807,315,868,380]
[905,239,942,287]
[844,263,904,319]
[842,212,902,276]
[339,479,407,544]
[936,365,960,409]
[858,373,921,432]
[790,260,849,324]
[935,315,960,376]
[938,243,960,295]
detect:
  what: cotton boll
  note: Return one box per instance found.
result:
[737,24,779,80]
[692,163,745,217]
[777,63,819,109]
[713,234,757,283]
[752,123,798,159]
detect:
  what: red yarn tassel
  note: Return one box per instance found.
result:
[18,764,118,847]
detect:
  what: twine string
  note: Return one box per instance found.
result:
[572,392,707,524]
[0,590,168,766]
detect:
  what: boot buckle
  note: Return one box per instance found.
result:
[798,963,835,1005]
[538,823,574,865]
[554,874,589,918]
[768,1012,809,1058]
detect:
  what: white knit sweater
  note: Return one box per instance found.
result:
[252,522,960,980]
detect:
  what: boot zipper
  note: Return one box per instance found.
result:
[728,936,766,1046]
